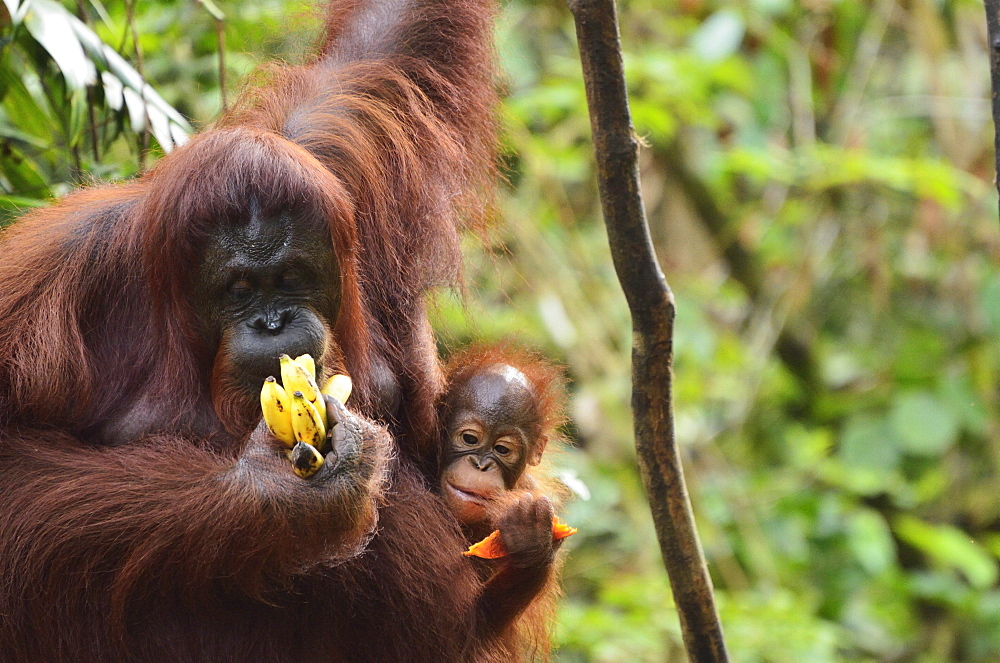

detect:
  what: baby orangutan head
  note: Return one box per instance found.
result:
[439,364,547,526]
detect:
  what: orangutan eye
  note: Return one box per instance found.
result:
[229,279,253,300]
[278,269,306,290]
[462,433,479,446]
[493,444,510,456]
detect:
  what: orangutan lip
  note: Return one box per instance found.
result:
[446,483,488,505]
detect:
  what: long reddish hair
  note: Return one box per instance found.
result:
[0,0,559,660]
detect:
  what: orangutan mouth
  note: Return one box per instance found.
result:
[446,483,491,506]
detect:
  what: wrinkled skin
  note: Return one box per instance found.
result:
[193,209,342,397]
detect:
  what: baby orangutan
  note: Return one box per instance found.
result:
[437,346,569,650]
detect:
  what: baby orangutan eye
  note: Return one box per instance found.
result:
[493,444,510,456]
[462,432,479,446]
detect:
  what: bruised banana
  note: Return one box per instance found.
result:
[294,354,315,380]
[259,353,354,476]
[260,377,296,448]
[291,390,326,449]
[291,441,325,478]
[280,354,326,424]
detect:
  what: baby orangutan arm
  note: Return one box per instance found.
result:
[476,493,560,633]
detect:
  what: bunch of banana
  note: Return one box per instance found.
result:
[259,354,353,478]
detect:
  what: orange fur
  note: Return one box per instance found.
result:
[0,0,548,661]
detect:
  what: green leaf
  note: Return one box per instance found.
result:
[0,144,51,198]
[890,391,959,456]
[0,65,54,139]
[195,0,226,22]
[66,87,87,149]
[21,0,97,90]
[0,194,45,226]
[838,413,899,472]
[846,509,896,575]
[894,515,998,589]
[0,124,48,149]
[66,16,191,149]
[100,71,123,111]
[937,373,989,437]
[893,328,948,382]
[0,194,44,209]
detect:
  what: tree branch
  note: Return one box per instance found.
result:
[566,1,729,661]
[985,0,1000,219]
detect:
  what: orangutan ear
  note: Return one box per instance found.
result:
[528,435,547,466]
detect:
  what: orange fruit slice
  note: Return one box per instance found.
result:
[463,516,577,558]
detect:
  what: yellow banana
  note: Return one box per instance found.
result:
[291,441,324,478]
[290,390,326,449]
[280,354,327,425]
[294,354,316,380]
[321,374,353,405]
[260,376,295,447]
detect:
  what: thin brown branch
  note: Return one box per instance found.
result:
[566,0,729,661]
[986,0,1000,220]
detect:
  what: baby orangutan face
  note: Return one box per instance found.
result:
[440,365,546,526]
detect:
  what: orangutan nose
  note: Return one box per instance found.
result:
[470,456,495,472]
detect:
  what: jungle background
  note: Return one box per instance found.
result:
[2,0,999,660]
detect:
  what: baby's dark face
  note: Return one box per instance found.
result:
[440,366,542,525]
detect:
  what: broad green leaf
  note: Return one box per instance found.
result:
[0,66,54,139]
[894,515,997,589]
[21,0,97,90]
[146,102,177,152]
[937,373,989,437]
[890,391,959,456]
[0,144,51,198]
[59,9,192,148]
[85,0,111,26]
[0,194,45,227]
[0,124,48,149]
[121,86,146,133]
[893,328,948,382]
[838,413,899,472]
[750,0,792,15]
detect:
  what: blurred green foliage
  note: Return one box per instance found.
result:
[2,0,999,660]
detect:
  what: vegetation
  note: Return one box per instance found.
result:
[2,0,998,660]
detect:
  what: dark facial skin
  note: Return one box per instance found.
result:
[440,365,545,526]
[194,209,340,397]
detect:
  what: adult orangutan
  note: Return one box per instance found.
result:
[0,0,555,660]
